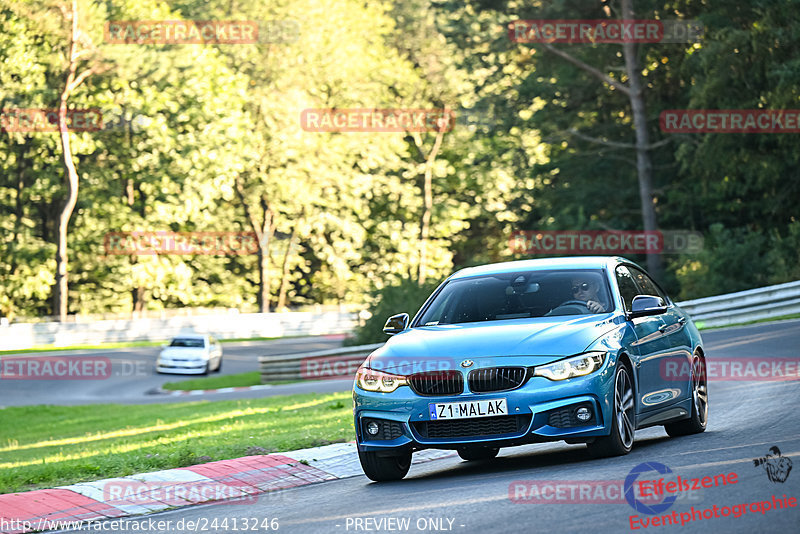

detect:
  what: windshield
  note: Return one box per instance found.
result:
[416,269,613,326]
[169,338,205,348]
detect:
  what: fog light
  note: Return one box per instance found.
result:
[366,421,380,435]
[576,407,591,422]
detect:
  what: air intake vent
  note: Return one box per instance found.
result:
[412,414,531,439]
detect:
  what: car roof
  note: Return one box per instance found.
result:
[449,256,631,280]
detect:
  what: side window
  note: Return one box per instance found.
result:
[615,266,640,312]
[629,268,667,301]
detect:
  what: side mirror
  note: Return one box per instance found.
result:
[629,295,667,319]
[383,313,410,335]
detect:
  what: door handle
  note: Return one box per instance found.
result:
[678,317,687,325]
[658,324,668,332]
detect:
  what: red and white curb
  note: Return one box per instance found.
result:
[0,443,455,533]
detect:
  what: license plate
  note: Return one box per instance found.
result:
[429,398,507,420]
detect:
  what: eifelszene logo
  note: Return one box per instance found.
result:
[753,446,793,483]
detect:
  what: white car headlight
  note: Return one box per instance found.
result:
[533,352,606,381]
[355,367,409,393]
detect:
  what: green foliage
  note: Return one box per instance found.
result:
[347,279,441,346]
[672,222,800,300]
[1,0,799,321]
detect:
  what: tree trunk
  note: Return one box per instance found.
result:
[539,1,663,279]
[418,112,447,285]
[257,245,270,313]
[14,141,26,243]
[235,175,277,314]
[53,0,82,321]
[54,97,80,321]
[256,207,275,313]
[52,0,97,320]
[125,111,146,315]
[277,218,301,311]
[621,0,661,279]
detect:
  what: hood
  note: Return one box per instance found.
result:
[366,315,621,373]
[159,347,207,359]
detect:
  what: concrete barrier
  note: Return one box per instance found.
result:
[0,311,358,351]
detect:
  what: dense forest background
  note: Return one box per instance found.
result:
[1,0,798,323]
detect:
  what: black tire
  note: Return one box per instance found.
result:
[458,447,499,461]
[587,364,635,458]
[665,354,708,437]
[358,450,412,482]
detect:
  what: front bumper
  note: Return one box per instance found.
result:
[354,359,616,452]
[156,360,207,374]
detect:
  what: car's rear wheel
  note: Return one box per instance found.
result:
[665,354,708,437]
[358,450,412,482]
[587,364,635,458]
[457,447,499,461]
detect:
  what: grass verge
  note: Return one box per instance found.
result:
[696,313,800,331]
[161,371,263,391]
[0,392,353,494]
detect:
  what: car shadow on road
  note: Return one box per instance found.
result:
[401,435,676,484]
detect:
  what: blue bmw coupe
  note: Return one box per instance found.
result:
[353,257,708,481]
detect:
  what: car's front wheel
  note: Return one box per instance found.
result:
[587,364,635,458]
[665,353,708,437]
[457,447,499,461]
[358,450,412,482]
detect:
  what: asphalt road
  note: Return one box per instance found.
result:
[57,319,800,534]
[0,336,348,406]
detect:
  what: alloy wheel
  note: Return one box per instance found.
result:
[692,356,708,426]
[615,367,635,449]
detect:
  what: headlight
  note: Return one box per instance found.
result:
[533,352,606,381]
[355,367,408,393]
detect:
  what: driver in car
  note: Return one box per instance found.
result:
[569,277,610,313]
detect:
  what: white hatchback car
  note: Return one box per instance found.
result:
[156,334,223,375]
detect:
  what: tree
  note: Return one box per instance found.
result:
[53,0,103,320]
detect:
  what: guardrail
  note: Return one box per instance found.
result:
[257,280,800,383]
[259,343,383,382]
[676,280,800,328]
[0,311,358,351]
